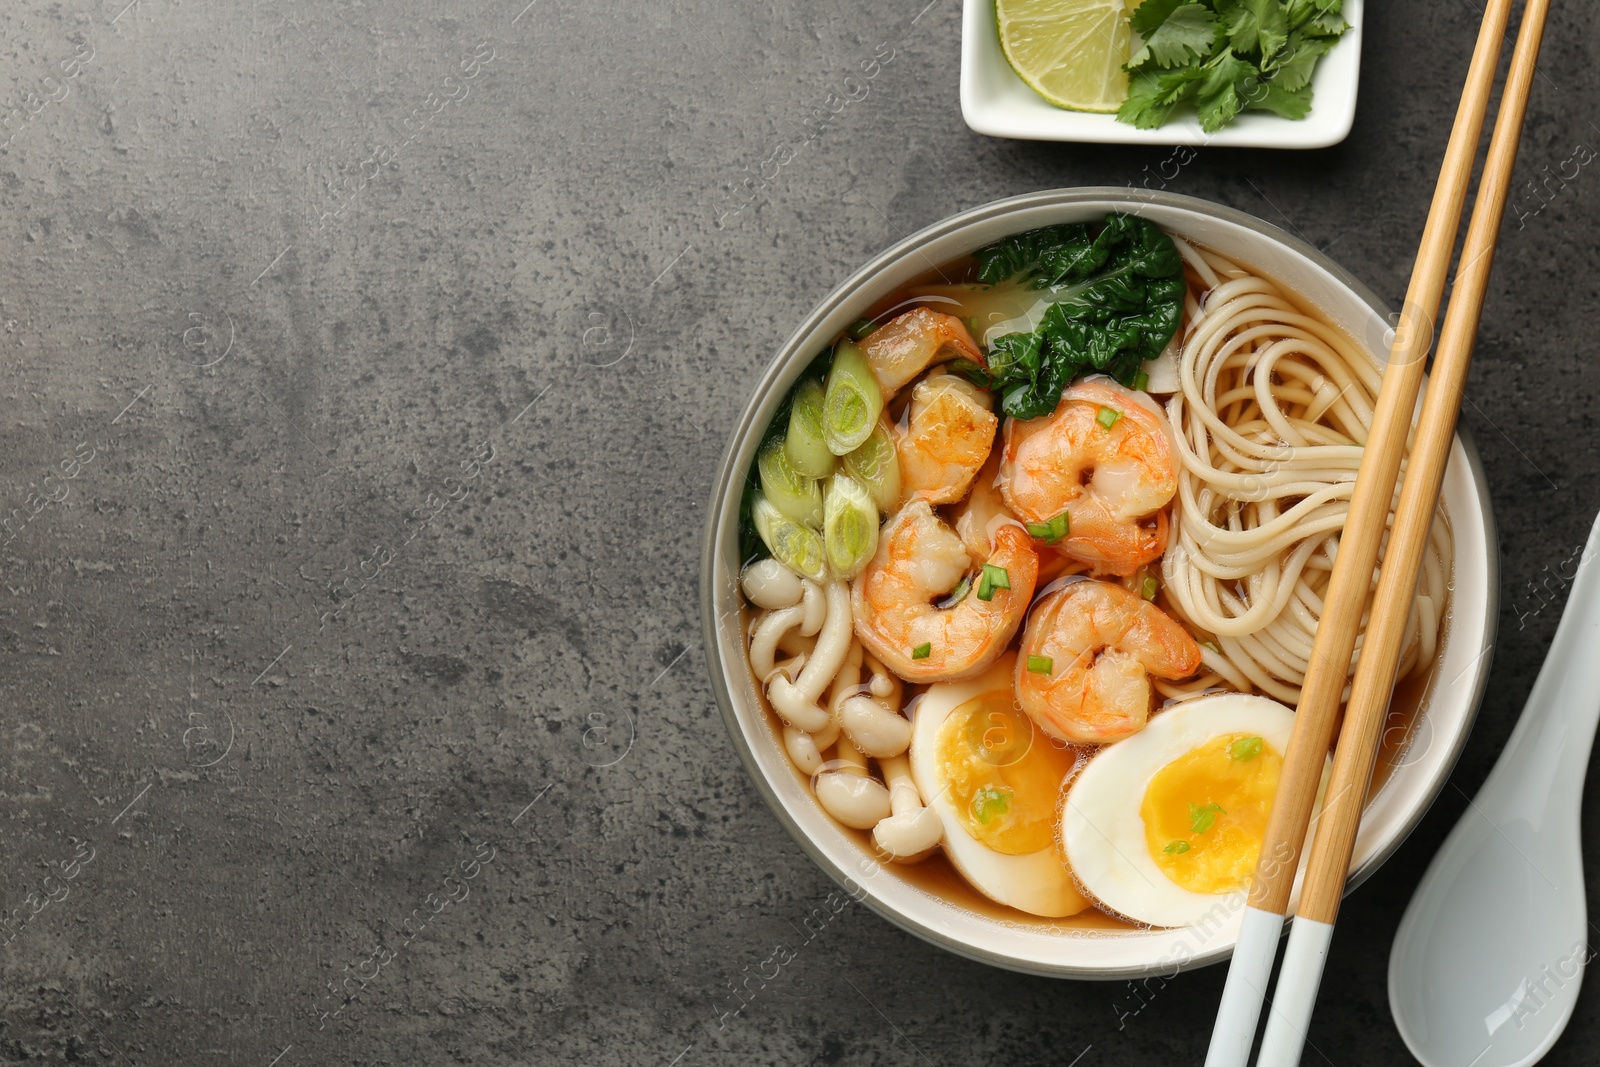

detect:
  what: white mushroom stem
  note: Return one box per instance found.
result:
[841,653,911,758]
[775,627,815,661]
[768,580,851,733]
[872,755,943,862]
[783,724,827,775]
[742,558,805,610]
[749,604,806,680]
[798,579,826,637]
[827,641,865,720]
[813,741,891,830]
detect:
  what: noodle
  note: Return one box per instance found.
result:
[1160,239,1453,705]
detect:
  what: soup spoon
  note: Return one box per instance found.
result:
[1389,510,1600,1067]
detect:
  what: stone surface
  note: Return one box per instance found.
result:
[0,0,1596,1063]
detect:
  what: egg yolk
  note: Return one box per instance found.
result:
[1140,732,1283,895]
[936,690,1079,855]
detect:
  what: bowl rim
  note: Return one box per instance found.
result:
[700,187,1498,978]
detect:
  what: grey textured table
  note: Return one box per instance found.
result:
[0,1,1596,1063]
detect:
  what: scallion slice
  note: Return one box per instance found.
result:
[822,340,883,456]
[911,642,932,660]
[847,318,878,340]
[784,378,836,479]
[1026,654,1053,675]
[751,495,827,581]
[1141,575,1159,601]
[1024,511,1070,545]
[1132,369,1150,392]
[758,437,822,528]
[976,563,1010,601]
[1097,406,1122,431]
[822,473,878,581]
[841,418,900,513]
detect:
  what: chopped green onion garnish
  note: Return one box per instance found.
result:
[784,379,837,479]
[847,318,878,340]
[1163,840,1191,855]
[822,473,878,581]
[822,340,884,456]
[1026,655,1053,675]
[971,785,1011,825]
[1141,575,1159,601]
[758,436,823,528]
[1025,511,1070,545]
[751,495,828,581]
[941,576,972,607]
[1229,736,1264,763]
[1188,802,1225,835]
[976,563,1010,601]
[911,642,932,660]
[1132,370,1150,392]
[1097,406,1122,431]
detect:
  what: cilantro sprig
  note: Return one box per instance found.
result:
[1118,0,1351,133]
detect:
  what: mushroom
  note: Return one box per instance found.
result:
[741,558,805,610]
[813,739,891,829]
[768,580,851,733]
[871,755,943,862]
[748,604,807,680]
[782,724,827,775]
[840,652,912,758]
[798,579,827,637]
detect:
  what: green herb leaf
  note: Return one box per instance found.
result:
[1119,66,1205,129]
[1189,801,1226,835]
[1164,840,1192,854]
[1097,406,1123,431]
[972,785,1012,825]
[1026,654,1054,675]
[976,563,1011,602]
[1223,0,1290,62]
[971,215,1186,419]
[1129,2,1218,70]
[1266,31,1332,91]
[1229,735,1265,762]
[911,642,932,660]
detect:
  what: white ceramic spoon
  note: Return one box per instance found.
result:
[1390,510,1600,1067]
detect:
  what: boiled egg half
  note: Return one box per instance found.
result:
[1062,692,1327,928]
[910,653,1090,918]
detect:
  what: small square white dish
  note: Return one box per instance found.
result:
[960,0,1364,148]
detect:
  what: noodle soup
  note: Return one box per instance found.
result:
[705,190,1495,975]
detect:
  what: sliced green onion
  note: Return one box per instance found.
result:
[822,473,878,580]
[1132,369,1150,392]
[976,563,1011,602]
[847,318,878,341]
[911,642,932,660]
[1188,802,1225,835]
[759,437,822,528]
[785,378,836,479]
[823,340,883,456]
[1025,511,1069,545]
[1163,840,1191,855]
[940,575,971,608]
[971,785,1011,825]
[841,418,900,512]
[1097,406,1123,431]
[751,494,827,581]
[1026,654,1053,675]
[1229,736,1264,763]
[1141,575,1159,601]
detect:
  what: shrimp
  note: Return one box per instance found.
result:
[1000,378,1177,577]
[861,308,984,399]
[896,374,998,506]
[852,499,1038,683]
[1015,579,1201,745]
[952,448,1013,564]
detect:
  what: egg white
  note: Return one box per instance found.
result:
[1062,692,1329,929]
[910,654,1088,918]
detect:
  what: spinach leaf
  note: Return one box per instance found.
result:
[969,214,1186,420]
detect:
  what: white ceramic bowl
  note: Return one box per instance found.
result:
[701,189,1497,979]
[960,0,1363,147]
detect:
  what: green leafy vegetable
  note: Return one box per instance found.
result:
[971,214,1186,419]
[1118,0,1349,133]
[1229,735,1265,762]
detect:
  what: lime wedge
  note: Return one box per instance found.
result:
[995,0,1130,114]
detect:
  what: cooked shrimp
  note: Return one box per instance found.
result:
[952,448,1012,564]
[896,374,998,506]
[861,308,984,399]
[1015,579,1201,744]
[1000,378,1177,577]
[852,499,1038,683]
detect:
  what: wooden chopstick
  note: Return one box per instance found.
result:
[1255,1,1552,1062]
[1204,2,1518,1064]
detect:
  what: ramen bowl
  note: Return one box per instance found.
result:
[700,188,1497,979]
